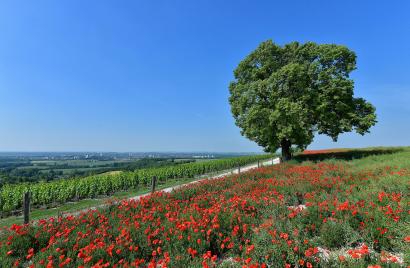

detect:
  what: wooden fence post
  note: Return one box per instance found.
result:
[151,176,157,194]
[257,160,260,168]
[238,164,241,174]
[23,192,30,224]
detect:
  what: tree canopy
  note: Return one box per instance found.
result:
[229,40,377,160]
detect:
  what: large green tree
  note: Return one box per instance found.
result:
[229,40,377,160]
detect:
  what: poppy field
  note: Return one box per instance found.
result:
[0,148,409,267]
[0,154,271,214]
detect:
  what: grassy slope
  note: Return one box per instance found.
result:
[0,157,271,226]
[0,147,408,267]
[0,177,195,227]
[289,147,410,263]
[2,147,407,227]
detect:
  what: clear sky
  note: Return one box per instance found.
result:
[0,1,409,152]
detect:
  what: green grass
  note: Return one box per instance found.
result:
[51,167,111,174]
[293,146,409,166]
[0,147,410,267]
[347,147,410,169]
[0,157,272,226]
[11,159,136,178]
[0,177,195,227]
[335,147,408,169]
[2,147,408,228]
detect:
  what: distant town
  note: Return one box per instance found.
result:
[0,151,261,160]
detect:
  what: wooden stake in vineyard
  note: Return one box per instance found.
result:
[257,160,260,168]
[151,176,157,194]
[23,191,30,224]
[58,210,63,221]
[238,164,241,174]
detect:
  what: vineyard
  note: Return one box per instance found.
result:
[0,148,408,267]
[0,154,272,214]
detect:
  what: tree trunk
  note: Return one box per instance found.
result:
[281,139,292,161]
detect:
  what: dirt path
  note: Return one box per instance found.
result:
[0,157,280,227]
[0,158,280,228]
[129,157,280,200]
[70,157,280,216]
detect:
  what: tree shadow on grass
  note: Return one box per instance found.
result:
[292,148,404,163]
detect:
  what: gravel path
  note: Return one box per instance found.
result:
[128,157,281,200]
[29,157,281,221]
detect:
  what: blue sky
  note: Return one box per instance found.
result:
[0,1,409,152]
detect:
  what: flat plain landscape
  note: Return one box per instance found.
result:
[0,152,236,185]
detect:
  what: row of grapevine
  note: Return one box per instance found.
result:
[0,154,273,213]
